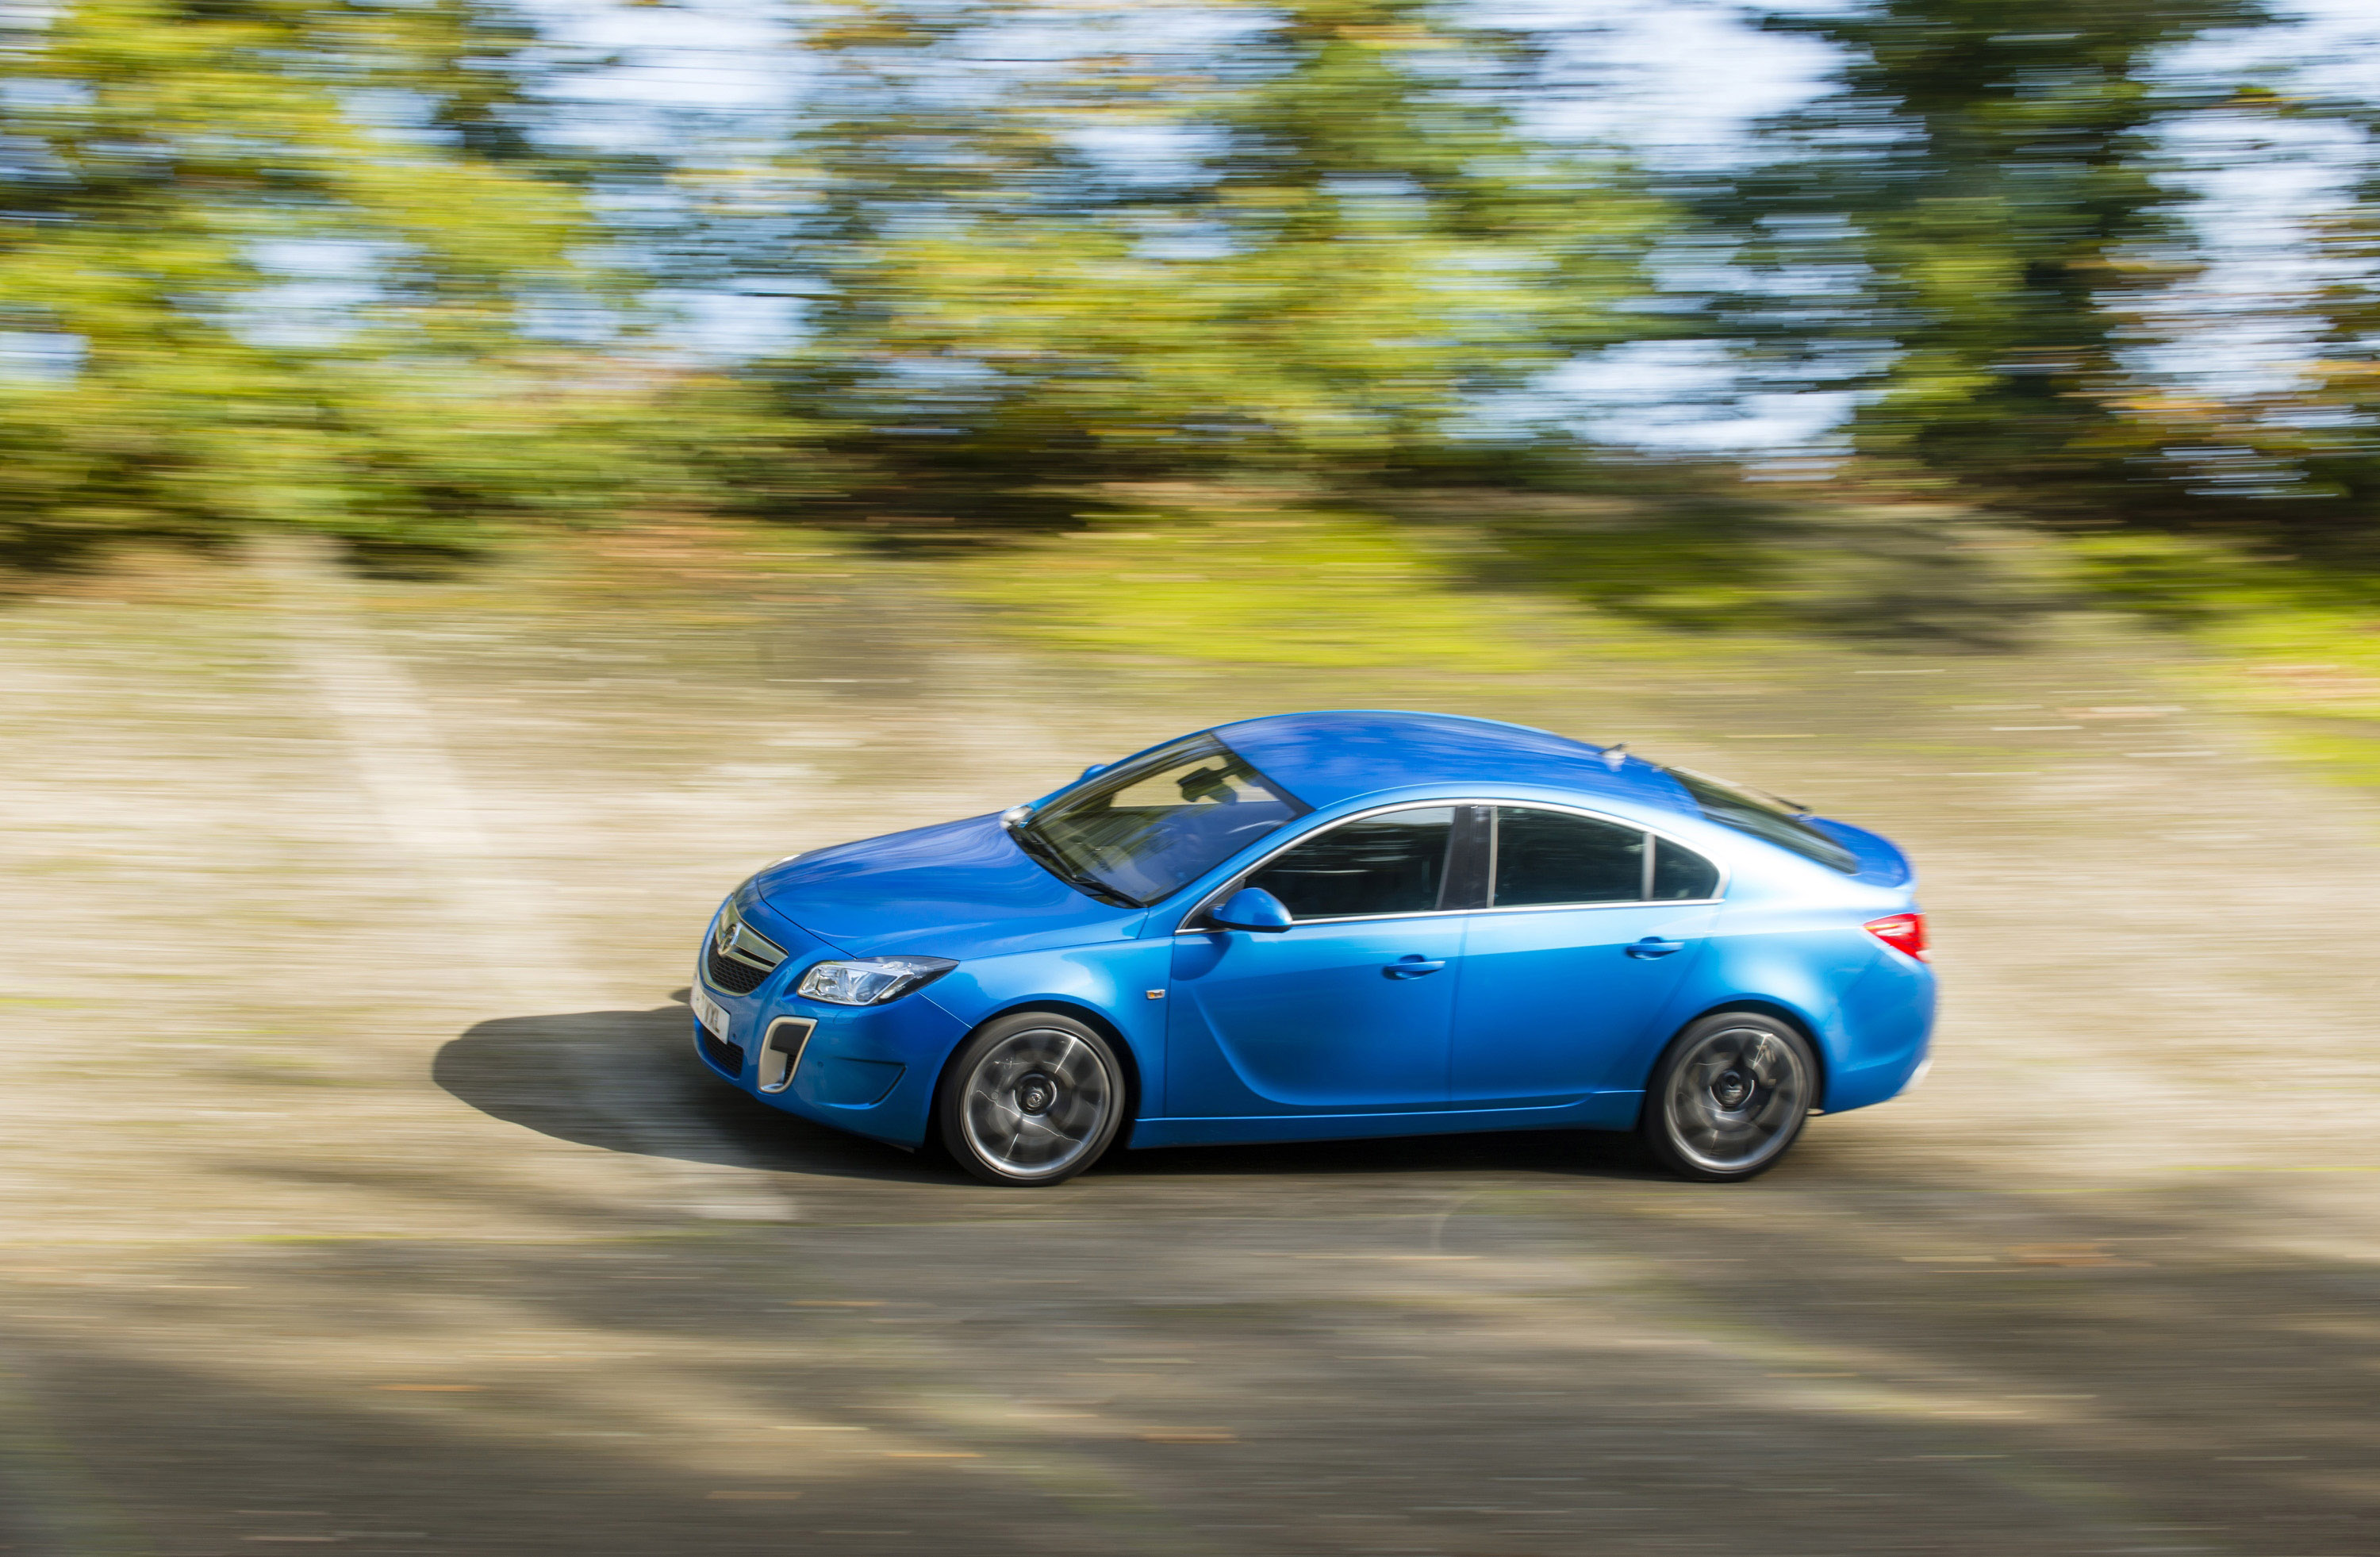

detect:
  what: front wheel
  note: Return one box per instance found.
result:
[936,1013,1125,1186]
[1641,1012,1817,1182]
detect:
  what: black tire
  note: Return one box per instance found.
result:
[935,1012,1126,1186]
[1641,1011,1817,1182]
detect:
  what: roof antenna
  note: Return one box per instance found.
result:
[1602,741,1627,771]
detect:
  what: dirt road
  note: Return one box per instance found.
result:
[3,537,2377,1555]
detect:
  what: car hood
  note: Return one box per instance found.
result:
[751,813,1145,959]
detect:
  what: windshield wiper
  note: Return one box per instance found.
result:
[1002,811,1139,908]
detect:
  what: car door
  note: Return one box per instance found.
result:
[1165,805,1479,1115]
[1449,805,1722,1108]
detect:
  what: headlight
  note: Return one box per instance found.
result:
[796,956,958,1005]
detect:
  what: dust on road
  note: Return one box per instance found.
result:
[3,536,2377,1556]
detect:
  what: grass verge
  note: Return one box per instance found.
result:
[2071,532,2380,788]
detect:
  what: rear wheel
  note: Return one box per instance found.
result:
[1641,1012,1816,1182]
[936,1013,1124,1186]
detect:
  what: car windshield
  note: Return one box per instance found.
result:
[1660,765,1860,875]
[1014,734,1308,906]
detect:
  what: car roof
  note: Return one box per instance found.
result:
[1212,709,1692,814]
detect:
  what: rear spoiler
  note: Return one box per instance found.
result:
[1802,817,1914,888]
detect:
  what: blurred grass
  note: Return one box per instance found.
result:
[24,483,2380,795]
[939,488,2380,795]
[943,504,1586,672]
[2070,532,2380,787]
[938,485,2065,673]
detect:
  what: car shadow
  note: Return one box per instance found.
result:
[433,994,1671,1187]
[1106,1126,1661,1181]
[432,995,950,1185]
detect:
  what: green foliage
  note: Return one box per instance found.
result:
[1,0,2371,577]
[1723,0,2272,504]
[0,0,648,562]
[751,0,1668,515]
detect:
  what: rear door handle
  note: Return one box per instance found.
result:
[1625,938,1686,959]
[1385,956,1446,978]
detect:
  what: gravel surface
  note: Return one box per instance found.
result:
[3,536,2377,1556]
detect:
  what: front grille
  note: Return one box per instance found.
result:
[697,1022,743,1075]
[706,944,770,994]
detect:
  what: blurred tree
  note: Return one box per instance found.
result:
[2286,135,2380,517]
[2067,87,2380,521]
[0,0,657,563]
[1720,0,2272,507]
[1182,0,1667,461]
[738,0,1668,517]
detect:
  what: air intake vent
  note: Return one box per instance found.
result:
[696,1022,743,1075]
[706,945,770,994]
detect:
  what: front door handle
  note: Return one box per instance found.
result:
[1626,937,1686,959]
[1385,956,1446,978]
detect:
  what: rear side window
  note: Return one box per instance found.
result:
[1661,766,1857,875]
[1494,807,1644,906]
[1650,837,1722,900]
[1250,806,1456,920]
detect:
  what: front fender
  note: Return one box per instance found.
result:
[922,939,1174,1116]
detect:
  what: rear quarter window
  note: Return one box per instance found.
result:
[1650,837,1722,899]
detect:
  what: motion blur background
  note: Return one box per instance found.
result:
[2,0,2379,546]
[10,2,2380,1554]
[13,0,2380,732]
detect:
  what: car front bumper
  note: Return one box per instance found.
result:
[692,893,965,1149]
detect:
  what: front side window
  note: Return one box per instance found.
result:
[1494,807,1645,905]
[1248,806,1457,921]
[1019,735,1307,905]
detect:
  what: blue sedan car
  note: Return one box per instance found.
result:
[691,710,1933,1186]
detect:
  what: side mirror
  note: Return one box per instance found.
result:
[1079,763,1109,782]
[1208,886,1293,933]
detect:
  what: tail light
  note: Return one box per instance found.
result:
[1864,913,1929,962]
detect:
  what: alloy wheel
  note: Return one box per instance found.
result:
[958,1025,1115,1180]
[1661,1021,1810,1174]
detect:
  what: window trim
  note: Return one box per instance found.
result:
[1173,798,1728,933]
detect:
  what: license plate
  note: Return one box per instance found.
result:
[692,987,732,1042]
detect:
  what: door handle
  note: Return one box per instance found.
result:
[1625,937,1686,959]
[1384,956,1446,978]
